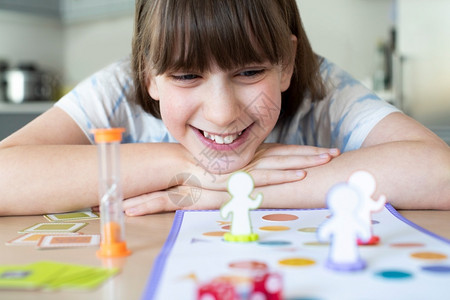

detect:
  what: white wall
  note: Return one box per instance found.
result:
[63,14,133,88]
[297,0,392,81]
[396,0,450,128]
[0,10,64,75]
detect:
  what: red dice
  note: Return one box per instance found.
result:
[197,280,239,300]
[249,272,283,300]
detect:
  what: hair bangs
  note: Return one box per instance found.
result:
[150,0,293,74]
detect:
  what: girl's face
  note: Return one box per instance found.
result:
[147,62,293,174]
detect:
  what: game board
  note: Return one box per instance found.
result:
[143,205,450,300]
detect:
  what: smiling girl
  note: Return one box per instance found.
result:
[0,0,449,216]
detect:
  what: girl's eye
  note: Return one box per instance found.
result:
[171,74,199,81]
[239,69,265,77]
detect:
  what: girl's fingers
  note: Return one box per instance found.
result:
[194,164,309,190]
[249,169,306,187]
[123,188,229,216]
[247,153,333,170]
[256,144,340,157]
[192,154,330,191]
[123,193,179,216]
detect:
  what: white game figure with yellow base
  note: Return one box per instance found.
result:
[221,171,262,242]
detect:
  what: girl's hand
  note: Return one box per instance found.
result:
[123,187,229,216]
[189,143,340,190]
[123,144,339,216]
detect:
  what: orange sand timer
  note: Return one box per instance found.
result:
[92,128,131,257]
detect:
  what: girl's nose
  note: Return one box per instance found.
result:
[203,80,241,128]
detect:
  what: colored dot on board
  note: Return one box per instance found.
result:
[228,261,268,271]
[390,242,425,248]
[216,221,230,226]
[202,231,226,237]
[372,220,380,225]
[410,251,448,260]
[421,265,450,274]
[221,225,230,230]
[258,240,292,246]
[303,241,328,246]
[278,258,316,267]
[297,227,317,233]
[259,226,290,231]
[262,214,299,221]
[375,270,413,280]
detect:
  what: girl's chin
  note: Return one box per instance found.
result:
[193,151,254,175]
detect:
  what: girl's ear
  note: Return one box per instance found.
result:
[147,76,160,101]
[280,35,297,92]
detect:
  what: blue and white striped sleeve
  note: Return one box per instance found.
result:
[55,59,135,144]
[311,60,401,152]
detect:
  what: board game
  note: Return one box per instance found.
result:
[143,204,450,300]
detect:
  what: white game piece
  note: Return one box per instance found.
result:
[348,171,386,245]
[220,171,262,242]
[318,183,371,271]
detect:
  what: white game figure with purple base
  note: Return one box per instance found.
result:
[318,182,371,271]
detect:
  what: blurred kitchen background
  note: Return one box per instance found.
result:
[0,0,449,144]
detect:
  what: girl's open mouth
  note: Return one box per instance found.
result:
[201,130,243,145]
[192,123,254,150]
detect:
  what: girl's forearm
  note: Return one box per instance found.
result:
[260,141,450,210]
[0,143,188,215]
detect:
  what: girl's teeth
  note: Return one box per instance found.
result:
[202,131,241,145]
[215,136,224,144]
[223,135,234,144]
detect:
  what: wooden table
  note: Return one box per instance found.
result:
[0,210,449,300]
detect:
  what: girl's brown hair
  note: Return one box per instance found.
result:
[132,0,325,133]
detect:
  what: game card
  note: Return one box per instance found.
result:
[44,211,99,222]
[47,264,118,290]
[0,261,117,291]
[6,232,81,246]
[37,234,100,249]
[0,262,66,290]
[19,222,87,234]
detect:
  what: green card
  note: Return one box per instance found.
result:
[0,261,66,290]
[47,263,118,290]
[0,261,118,291]
[44,211,99,222]
[19,222,87,233]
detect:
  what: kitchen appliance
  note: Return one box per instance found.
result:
[0,60,8,102]
[4,64,57,103]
